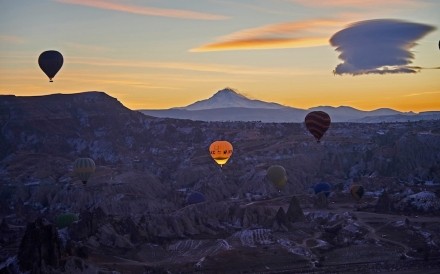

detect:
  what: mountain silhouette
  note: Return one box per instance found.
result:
[177,88,285,110]
[139,88,440,122]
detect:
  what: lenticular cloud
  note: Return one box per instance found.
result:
[330,19,435,75]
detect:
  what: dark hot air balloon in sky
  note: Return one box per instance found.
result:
[38,50,63,82]
[305,111,331,142]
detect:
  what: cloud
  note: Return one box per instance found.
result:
[191,37,328,52]
[191,19,343,52]
[403,91,440,97]
[2,53,306,75]
[55,0,228,20]
[67,56,315,76]
[329,19,436,75]
[64,42,113,52]
[209,0,290,15]
[288,0,421,8]
[0,35,26,44]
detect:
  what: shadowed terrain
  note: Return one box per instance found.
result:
[1,92,440,273]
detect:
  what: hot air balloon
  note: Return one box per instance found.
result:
[209,140,233,167]
[266,165,287,190]
[55,213,78,229]
[38,50,63,82]
[350,184,365,201]
[314,182,331,197]
[73,157,95,185]
[305,111,331,143]
[187,192,206,205]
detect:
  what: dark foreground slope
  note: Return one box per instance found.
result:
[1,92,440,273]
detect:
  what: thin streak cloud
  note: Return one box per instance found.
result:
[0,35,26,44]
[0,53,316,76]
[289,0,421,8]
[55,0,228,20]
[403,91,440,97]
[64,42,114,52]
[191,37,328,52]
[209,0,290,15]
[191,18,344,52]
[68,57,316,75]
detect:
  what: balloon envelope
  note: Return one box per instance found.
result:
[56,213,78,229]
[350,184,365,201]
[266,165,287,190]
[73,158,95,185]
[305,111,331,142]
[314,182,331,197]
[187,192,206,205]
[209,140,233,166]
[38,50,63,82]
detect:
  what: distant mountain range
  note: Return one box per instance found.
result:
[139,88,440,123]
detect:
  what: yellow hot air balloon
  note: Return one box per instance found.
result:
[266,165,287,190]
[73,158,95,185]
[209,141,233,167]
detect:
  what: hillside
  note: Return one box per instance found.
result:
[1,91,440,273]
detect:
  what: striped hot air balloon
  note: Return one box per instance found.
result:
[73,158,95,185]
[305,111,331,143]
[209,140,233,167]
[350,184,365,201]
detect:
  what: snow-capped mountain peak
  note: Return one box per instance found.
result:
[176,88,285,110]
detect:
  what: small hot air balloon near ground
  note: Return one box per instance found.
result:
[314,182,331,197]
[266,165,287,191]
[38,50,63,82]
[350,184,365,201]
[55,213,78,229]
[73,157,95,185]
[187,192,206,205]
[305,111,331,143]
[209,140,233,167]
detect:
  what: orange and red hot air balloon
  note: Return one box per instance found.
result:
[305,111,331,143]
[209,140,233,167]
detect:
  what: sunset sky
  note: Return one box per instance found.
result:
[1,0,439,112]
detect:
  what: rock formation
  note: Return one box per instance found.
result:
[17,218,62,273]
[375,191,393,213]
[286,196,305,222]
[314,192,329,209]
